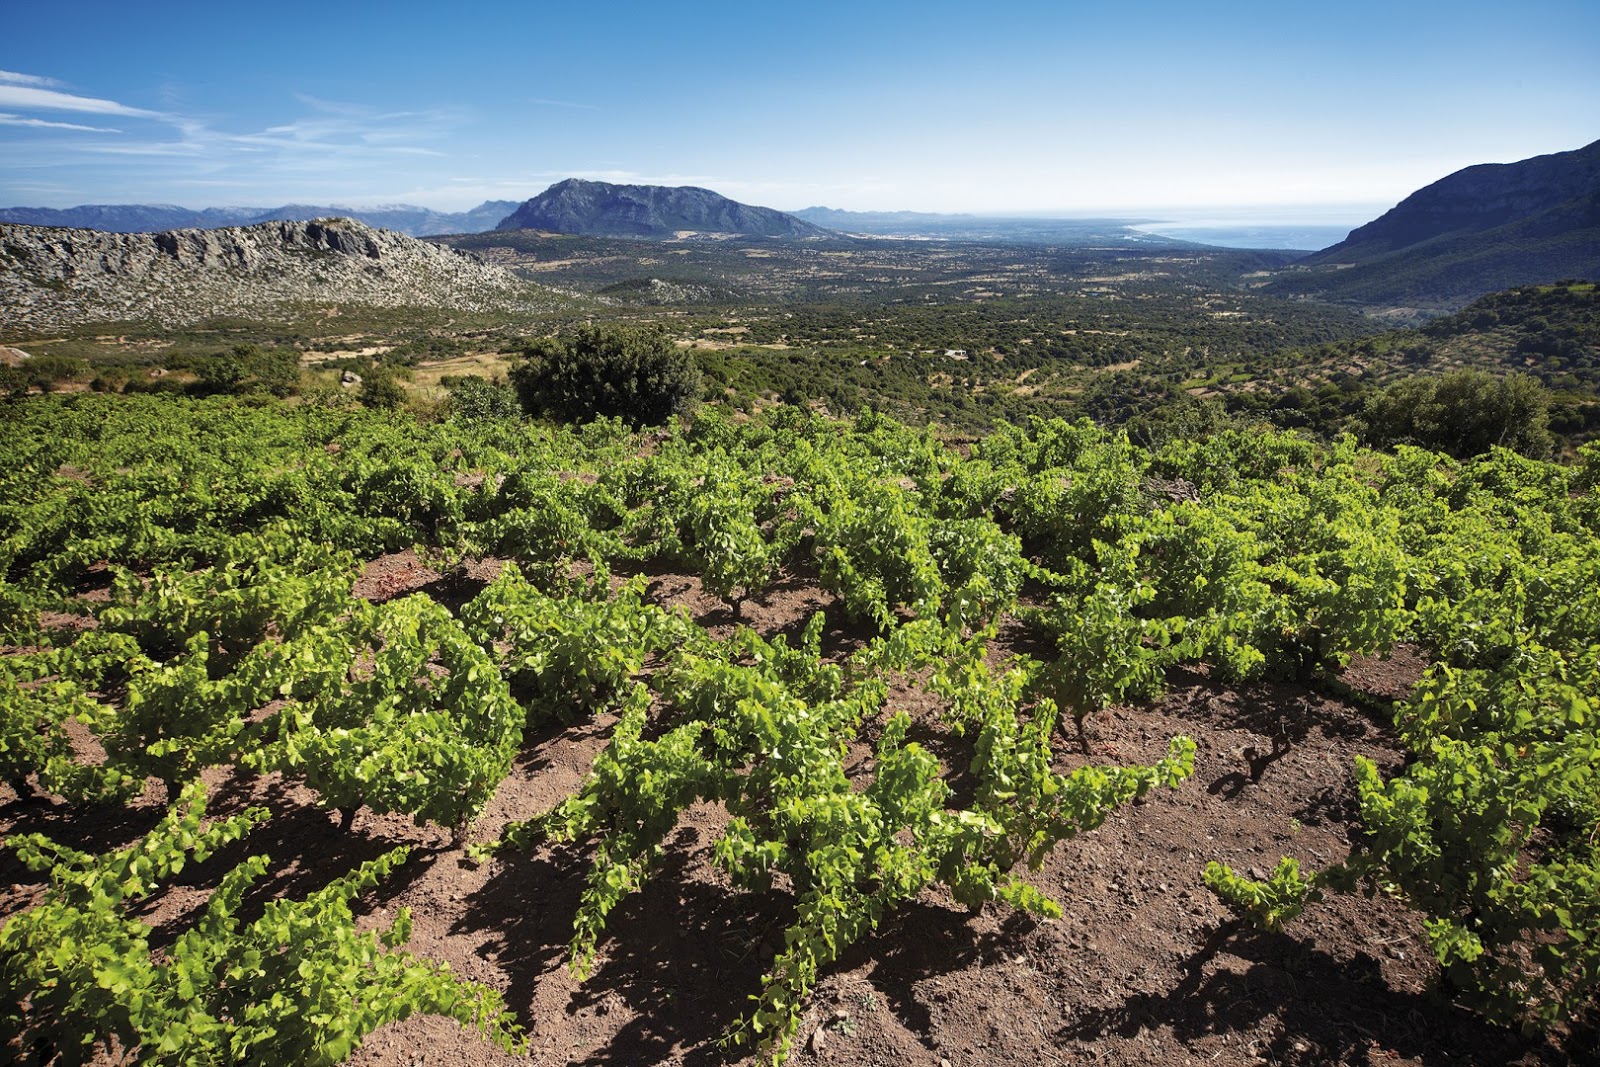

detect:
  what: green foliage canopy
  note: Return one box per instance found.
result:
[510,324,701,427]
[359,369,408,410]
[1362,369,1553,459]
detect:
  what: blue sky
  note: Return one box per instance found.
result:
[2,0,1596,218]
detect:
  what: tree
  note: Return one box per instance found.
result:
[194,352,247,394]
[1363,369,1552,459]
[360,370,408,410]
[510,325,701,427]
[245,346,303,397]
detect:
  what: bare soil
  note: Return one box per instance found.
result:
[1,565,1582,1067]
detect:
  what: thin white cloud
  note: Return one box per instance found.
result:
[4,88,465,206]
[79,141,204,158]
[228,100,457,160]
[0,84,165,120]
[0,70,65,89]
[288,94,459,127]
[0,112,121,133]
[291,93,368,116]
[5,181,74,195]
[293,93,425,120]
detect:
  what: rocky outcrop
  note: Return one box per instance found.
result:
[0,217,555,335]
[496,179,831,239]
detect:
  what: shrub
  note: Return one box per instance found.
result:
[359,370,408,410]
[1363,369,1553,459]
[510,325,700,427]
[23,356,87,392]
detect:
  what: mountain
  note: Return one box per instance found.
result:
[1266,140,1600,308]
[496,179,830,239]
[0,200,521,237]
[235,201,522,236]
[0,217,552,335]
[448,200,523,233]
[791,207,983,231]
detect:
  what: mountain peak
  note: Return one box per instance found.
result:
[0,200,525,237]
[496,180,830,239]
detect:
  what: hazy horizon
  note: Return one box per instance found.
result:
[3,1,1595,217]
[0,191,1390,225]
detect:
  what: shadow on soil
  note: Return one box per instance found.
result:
[148,774,436,951]
[2,769,437,961]
[419,569,494,614]
[0,790,167,859]
[454,827,795,1066]
[1060,920,1565,1066]
[834,903,1021,1058]
[1153,667,1390,803]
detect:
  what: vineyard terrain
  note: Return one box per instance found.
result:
[2,397,1594,1065]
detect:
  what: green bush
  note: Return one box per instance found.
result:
[510,325,701,427]
[359,370,408,410]
[1363,369,1553,459]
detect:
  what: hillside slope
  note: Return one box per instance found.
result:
[0,217,553,335]
[1266,140,1600,307]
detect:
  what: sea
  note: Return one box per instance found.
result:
[1130,222,1354,251]
[1124,206,1387,252]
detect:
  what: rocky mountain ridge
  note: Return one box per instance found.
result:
[0,200,520,237]
[0,217,552,335]
[1308,140,1600,264]
[497,179,830,239]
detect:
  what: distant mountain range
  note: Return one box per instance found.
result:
[1268,139,1600,307]
[0,200,520,237]
[496,179,829,239]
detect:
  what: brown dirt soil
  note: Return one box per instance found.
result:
[0,573,1580,1067]
[355,548,447,603]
